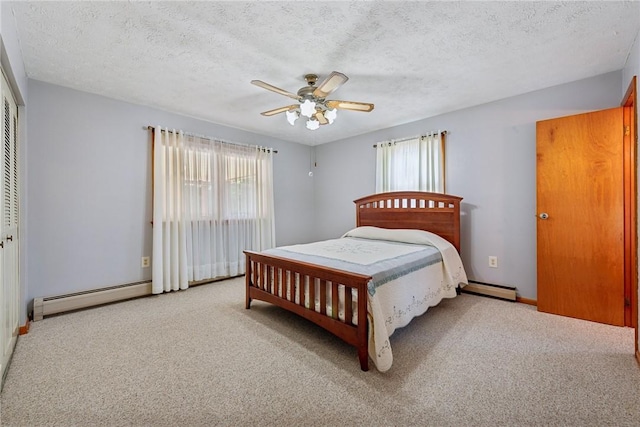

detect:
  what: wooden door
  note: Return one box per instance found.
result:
[537,107,624,326]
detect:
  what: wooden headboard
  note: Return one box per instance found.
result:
[353,191,463,252]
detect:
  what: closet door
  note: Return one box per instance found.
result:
[0,70,19,386]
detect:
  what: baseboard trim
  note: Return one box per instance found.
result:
[516,297,537,306]
[463,280,516,301]
[19,321,30,335]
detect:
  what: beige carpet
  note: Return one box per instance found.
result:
[1,277,638,426]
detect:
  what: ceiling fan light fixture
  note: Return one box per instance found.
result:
[300,99,316,118]
[306,118,320,130]
[285,109,299,126]
[325,108,337,124]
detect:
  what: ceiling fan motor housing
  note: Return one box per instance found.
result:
[298,74,319,100]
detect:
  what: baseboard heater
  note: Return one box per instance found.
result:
[462,280,517,302]
[32,281,152,321]
[31,276,236,321]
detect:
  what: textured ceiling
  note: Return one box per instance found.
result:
[8,1,640,145]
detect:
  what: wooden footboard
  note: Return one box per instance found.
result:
[244,250,372,371]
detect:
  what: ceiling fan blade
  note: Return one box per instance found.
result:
[315,110,328,125]
[326,100,374,112]
[313,71,348,98]
[251,80,301,101]
[260,105,299,116]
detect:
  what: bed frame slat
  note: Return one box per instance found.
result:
[300,275,307,308]
[344,286,353,326]
[319,279,327,315]
[309,276,316,312]
[331,282,339,319]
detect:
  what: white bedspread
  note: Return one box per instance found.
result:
[264,226,468,372]
[277,237,425,265]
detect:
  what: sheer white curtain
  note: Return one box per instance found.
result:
[152,127,275,294]
[375,132,445,193]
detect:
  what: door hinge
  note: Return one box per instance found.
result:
[625,297,631,307]
[624,125,630,136]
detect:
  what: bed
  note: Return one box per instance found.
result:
[244,191,467,372]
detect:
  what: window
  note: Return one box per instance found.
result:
[375,132,445,193]
[152,128,276,291]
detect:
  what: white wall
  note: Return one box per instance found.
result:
[26,80,315,307]
[314,71,623,301]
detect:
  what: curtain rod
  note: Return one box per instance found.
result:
[372,130,447,148]
[145,126,278,154]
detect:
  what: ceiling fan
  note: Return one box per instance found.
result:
[251,71,374,130]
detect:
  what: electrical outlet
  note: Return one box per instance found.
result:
[488,256,498,268]
[141,256,151,268]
